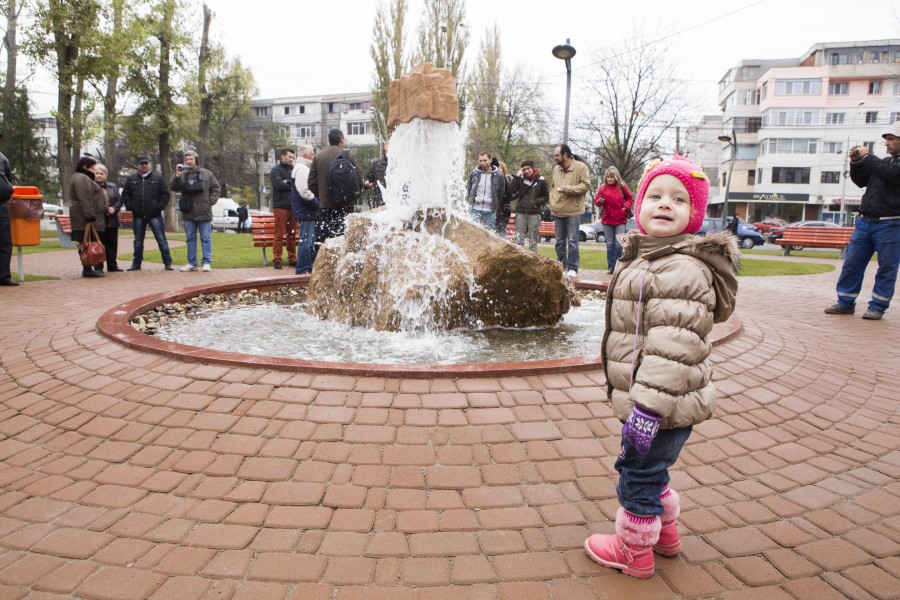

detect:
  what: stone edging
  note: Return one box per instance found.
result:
[96,276,742,378]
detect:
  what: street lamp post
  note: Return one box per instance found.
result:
[718,129,737,230]
[840,101,865,224]
[552,39,576,146]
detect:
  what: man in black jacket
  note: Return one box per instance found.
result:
[120,156,174,271]
[364,142,389,208]
[269,149,296,269]
[0,149,16,286]
[826,122,900,320]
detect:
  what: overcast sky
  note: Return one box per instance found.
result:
[23,0,900,133]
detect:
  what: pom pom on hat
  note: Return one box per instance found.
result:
[634,154,709,234]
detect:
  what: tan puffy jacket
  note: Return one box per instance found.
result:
[602,231,739,429]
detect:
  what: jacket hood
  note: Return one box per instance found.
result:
[620,230,740,323]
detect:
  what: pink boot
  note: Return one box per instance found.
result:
[654,486,681,556]
[584,508,661,579]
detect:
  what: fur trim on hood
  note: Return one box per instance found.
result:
[619,230,740,323]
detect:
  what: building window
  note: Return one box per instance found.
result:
[871,51,880,63]
[295,125,315,138]
[894,81,900,95]
[766,138,818,155]
[347,101,370,111]
[721,173,727,188]
[825,113,845,125]
[328,102,337,113]
[763,108,820,126]
[748,170,756,185]
[864,141,875,152]
[891,112,900,123]
[735,144,758,160]
[828,82,849,95]
[823,141,843,154]
[732,116,762,133]
[829,52,851,65]
[347,122,370,136]
[821,171,840,184]
[865,111,878,123]
[895,51,900,63]
[868,81,883,95]
[772,167,810,184]
[775,78,821,96]
[253,106,269,117]
[283,105,305,116]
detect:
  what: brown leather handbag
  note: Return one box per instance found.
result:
[79,222,106,267]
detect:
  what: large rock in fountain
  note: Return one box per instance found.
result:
[387,63,459,129]
[306,210,572,332]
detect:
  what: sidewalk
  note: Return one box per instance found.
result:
[0,251,897,599]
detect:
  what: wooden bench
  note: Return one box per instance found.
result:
[774,226,854,258]
[53,211,133,249]
[251,213,299,266]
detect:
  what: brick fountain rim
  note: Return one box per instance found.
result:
[97,275,743,379]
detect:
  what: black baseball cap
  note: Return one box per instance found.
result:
[136,155,150,164]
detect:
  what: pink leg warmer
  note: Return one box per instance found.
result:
[659,486,680,523]
[615,507,661,549]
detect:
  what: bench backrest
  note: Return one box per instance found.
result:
[781,226,853,243]
[251,214,298,246]
[53,214,72,233]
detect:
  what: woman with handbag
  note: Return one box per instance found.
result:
[69,156,107,278]
[594,166,633,274]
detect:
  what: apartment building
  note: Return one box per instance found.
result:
[249,91,376,153]
[712,39,900,225]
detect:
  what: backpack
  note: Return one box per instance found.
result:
[326,149,361,207]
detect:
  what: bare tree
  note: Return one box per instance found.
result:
[3,0,25,99]
[197,2,212,162]
[369,0,408,145]
[413,0,468,121]
[576,35,695,186]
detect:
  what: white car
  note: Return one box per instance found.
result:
[42,202,64,216]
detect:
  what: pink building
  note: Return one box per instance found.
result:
[712,39,900,225]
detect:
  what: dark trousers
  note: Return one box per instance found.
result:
[316,206,352,247]
[0,204,12,281]
[237,219,248,233]
[102,226,119,270]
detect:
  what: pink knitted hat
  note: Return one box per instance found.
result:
[634,154,710,234]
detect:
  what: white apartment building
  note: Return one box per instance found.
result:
[712,39,900,225]
[249,91,377,154]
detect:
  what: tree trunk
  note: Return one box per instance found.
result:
[158,0,175,229]
[104,0,124,174]
[72,73,85,162]
[3,0,18,99]
[197,3,212,163]
[55,44,76,205]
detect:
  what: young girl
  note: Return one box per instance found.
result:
[594,166,633,274]
[584,155,739,579]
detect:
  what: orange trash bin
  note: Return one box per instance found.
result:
[8,186,43,247]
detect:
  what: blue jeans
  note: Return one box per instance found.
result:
[470,208,496,232]
[183,219,212,266]
[616,426,692,516]
[554,215,581,272]
[603,223,626,271]
[836,218,900,313]
[132,214,172,266]
[296,220,317,274]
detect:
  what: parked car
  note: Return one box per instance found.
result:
[753,217,788,233]
[768,220,840,244]
[211,198,253,232]
[579,221,604,243]
[42,202,64,216]
[698,217,765,249]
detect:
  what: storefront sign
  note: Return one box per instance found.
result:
[727,192,810,202]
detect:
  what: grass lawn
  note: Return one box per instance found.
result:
[537,247,834,277]
[123,232,262,268]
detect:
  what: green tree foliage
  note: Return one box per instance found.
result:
[0,88,56,198]
[369,0,408,146]
[577,35,695,186]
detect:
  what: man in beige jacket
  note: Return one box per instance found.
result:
[550,144,592,277]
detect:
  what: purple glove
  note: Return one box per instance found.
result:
[622,405,660,455]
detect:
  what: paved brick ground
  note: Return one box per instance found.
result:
[0,248,898,599]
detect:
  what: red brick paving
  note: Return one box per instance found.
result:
[1,249,899,598]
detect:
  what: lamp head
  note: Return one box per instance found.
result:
[552,42,576,61]
[717,135,732,143]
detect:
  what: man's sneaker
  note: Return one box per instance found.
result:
[824,303,854,315]
[201,264,211,272]
[566,269,577,279]
[273,260,283,270]
[180,265,197,272]
[862,309,883,320]
[126,264,141,271]
[164,264,174,271]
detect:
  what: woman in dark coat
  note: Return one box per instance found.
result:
[68,156,107,278]
[93,163,123,272]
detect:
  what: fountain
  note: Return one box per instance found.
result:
[306,63,573,334]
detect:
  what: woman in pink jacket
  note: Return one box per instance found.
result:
[594,166,633,274]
